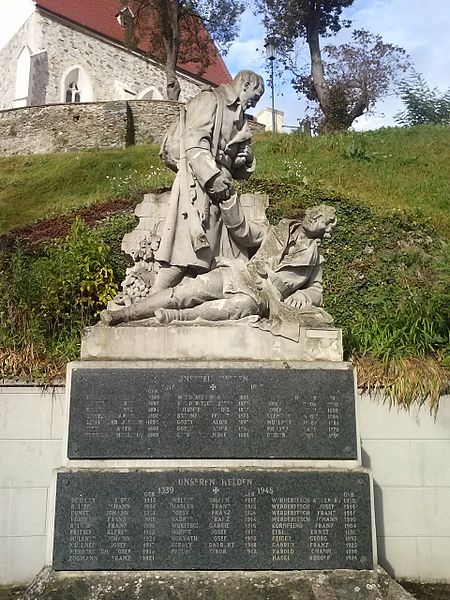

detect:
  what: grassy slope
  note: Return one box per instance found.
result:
[0,125,449,236]
[0,145,173,234]
[254,126,450,236]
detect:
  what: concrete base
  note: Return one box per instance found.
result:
[81,320,343,362]
[24,566,414,600]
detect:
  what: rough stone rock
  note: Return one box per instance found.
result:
[24,567,414,600]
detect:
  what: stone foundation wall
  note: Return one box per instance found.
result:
[0,101,265,156]
[0,101,130,155]
[128,99,181,145]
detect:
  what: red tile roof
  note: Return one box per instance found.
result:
[34,0,232,87]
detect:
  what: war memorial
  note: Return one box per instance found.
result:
[27,71,415,599]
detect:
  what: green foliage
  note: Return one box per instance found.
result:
[240,177,450,375]
[105,164,172,202]
[96,213,138,283]
[295,29,411,132]
[1,128,449,407]
[252,128,450,236]
[395,73,450,126]
[127,0,244,99]
[0,219,118,366]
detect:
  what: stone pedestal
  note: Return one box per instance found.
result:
[81,320,343,362]
[34,320,411,597]
[25,566,415,600]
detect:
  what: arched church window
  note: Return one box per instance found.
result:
[61,66,93,103]
[66,82,81,103]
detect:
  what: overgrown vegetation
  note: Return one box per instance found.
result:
[0,126,449,410]
[0,220,122,381]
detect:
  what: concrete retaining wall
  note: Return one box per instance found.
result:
[2,385,448,584]
[0,385,65,584]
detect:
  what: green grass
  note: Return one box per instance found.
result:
[0,125,449,408]
[0,145,173,233]
[0,125,449,236]
[254,125,450,236]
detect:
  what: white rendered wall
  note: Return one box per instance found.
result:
[256,107,284,132]
[0,13,42,110]
[0,385,449,585]
[358,394,450,582]
[0,386,66,584]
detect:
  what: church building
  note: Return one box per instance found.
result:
[0,0,232,111]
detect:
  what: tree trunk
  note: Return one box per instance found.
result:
[165,50,181,100]
[160,0,181,100]
[305,11,330,116]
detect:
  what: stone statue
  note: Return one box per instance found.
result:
[100,205,337,341]
[150,69,265,292]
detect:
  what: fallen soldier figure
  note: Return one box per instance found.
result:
[100,204,337,341]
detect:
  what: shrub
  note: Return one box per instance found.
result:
[0,219,118,367]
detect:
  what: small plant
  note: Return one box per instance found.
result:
[282,158,304,179]
[106,165,171,201]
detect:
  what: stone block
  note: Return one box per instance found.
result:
[0,537,48,586]
[362,439,450,487]
[51,389,67,440]
[53,469,373,571]
[358,394,450,440]
[67,364,357,460]
[0,487,48,536]
[378,535,450,582]
[373,486,450,537]
[23,567,415,600]
[0,388,53,439]
[81,321,343,362]
[0,440,61,487]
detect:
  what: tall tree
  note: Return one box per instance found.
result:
[124,0,245,100]
[295,30,410,131]
[255,0,354,130]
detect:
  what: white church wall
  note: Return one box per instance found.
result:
[0,12,42,110]
[0,9,208,112]
[35,11,203,107]
[13,45,32,108]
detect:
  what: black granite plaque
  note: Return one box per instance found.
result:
[53,470,373,570]
[68,368,357,459]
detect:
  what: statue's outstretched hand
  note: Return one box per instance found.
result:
[207,173,233,201]
[235,145,254,168]
[284,290,312,309]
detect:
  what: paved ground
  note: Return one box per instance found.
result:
[401,581,450,599]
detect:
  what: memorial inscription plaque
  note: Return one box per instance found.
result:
[53,470,372,571]
[68,368,357,459]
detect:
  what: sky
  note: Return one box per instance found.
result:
[1,0,449,130]
[226,0,450,130]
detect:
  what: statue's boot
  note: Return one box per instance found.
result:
[100,288,175,326]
